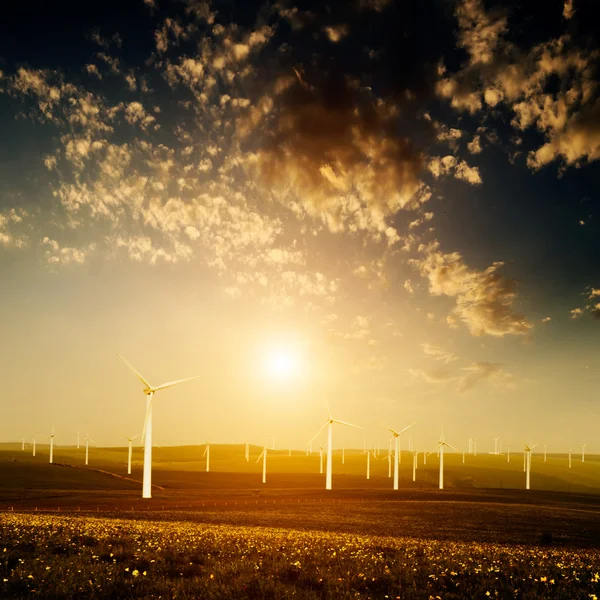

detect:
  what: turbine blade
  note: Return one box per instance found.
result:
[398,421,417,435]
[117,353,153,389]
[152,375,201,393]
[332,419,362,429]
[325,400,332,420]
[255,449,265,463]
[444,442,459,453]
[308,421,329,446]
[386,426,400,436]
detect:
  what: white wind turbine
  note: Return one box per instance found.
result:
[117,353,200,499]
[386,422,416,491]
[411,450,419,482]
[524,443,537,490]
[319,445,324,474]
[203,442,210,472]
[244,442,249,462]
[568,447,572,469]
[428,431,458,490]
[48,426,58,464]
[77,430,80,450]
[309,405,362,490]
[84,432,97,466]
[492,437,500,455]
[544,444,547,462]
[507,444,511,463]
[32,434,41,457]
[582,444,586,463]
[342,447,345,465]
[124,434,140,475]
[423,442,427,465]
[256,446,268,483]
[21,438,25,451]
[364,447,378,480]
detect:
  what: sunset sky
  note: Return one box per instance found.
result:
[0,0,598,452]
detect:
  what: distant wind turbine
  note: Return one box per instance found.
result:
[411,450,419,482]
[507,444,510,463]
[245,442,249,462]
[256,446,267,483]
[203,442,210,472]
[428,432,458,490]
[48,426,57,464]
[386,422,416,491]
[32,435,41,457]
[524,443,537,490]
[309,404,362,490]
[117,353,199,499]
[77,430,80,450]
[544,444,547,463]
[568,447,572,469]
[342,447,345,465]
[364,447,378,480]
[124,434,139,475]
[319,445,324,474]
[85,432,97,466]
[582,444,586,463]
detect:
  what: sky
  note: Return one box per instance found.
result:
[0,0,599,453]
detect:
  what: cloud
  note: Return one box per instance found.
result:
[541,316,551,323]
[411,241,532,337]
[428,155,482,184]
[456,361,514,393]
[421,343,458,363]
[437,0,600,171]
[570,307,584,319]
[563,0,575,20]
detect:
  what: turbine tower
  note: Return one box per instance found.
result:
[48,426,57,464]
[386,422,416,491]
[203,442,210,473]
[524,443,537,490]
[309,404,361,491]
[124,434,139,475]
[582,444,586,463]
[256,446,267,483]
[428,431,458,490]
[244,442,249,462]
[411,450,419,482]
[85,432,96,466]
[117,353,199,499]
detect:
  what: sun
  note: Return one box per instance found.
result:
[266,350,297,380]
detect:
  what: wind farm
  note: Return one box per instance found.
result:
[1,0,600,596]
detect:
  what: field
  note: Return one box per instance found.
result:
[2,443,600,598]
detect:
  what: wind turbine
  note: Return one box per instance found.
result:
[462,445,465,463]
[77,430,80,450]
[117,353,199,499]
[364,447,378,480]
[319,445,324,474]
[21,438,25,451]
[124,434,139,475]
[524,443,537,490]
[507,444,510,463]
[84,433,97,466]
[256,446,267,483]
[423,442,427,465]
[428,432,458,490]
[582,444,586,463]
[411,450,419,482]
[244,442,249,462]
[48,426,58,464]
[492,437,499,455]
[386,422,416,491]
[342,447,345,465]
[203,442,210,472]
[32,435,41,457]
[544,444,547,462]
[568,447,572,469]
[309,404,362,490]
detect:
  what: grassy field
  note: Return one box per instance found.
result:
[2,512,600,599]
[2,443,600,598]
[2,442,599,494]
